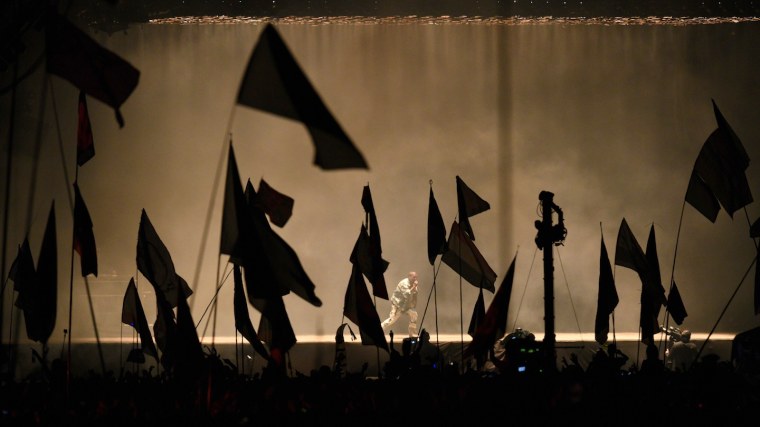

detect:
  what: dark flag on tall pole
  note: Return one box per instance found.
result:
[220,143,249,265]
[441,221,497,292]
[427,185,446,265]
[342,264,389,352]
[456,176,490,241]
[685,99,753,222]
[46,11,140,127]
[73,181,97,277]
[121,278,158,360]
[9,239,35,302]
[136,209,193,308]
[642,225,668,344]
[352,185,389,300]
[595,233,618,345]
[76,91,95,166]
[236,23,367,170]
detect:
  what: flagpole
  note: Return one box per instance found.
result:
[693,256,757,370]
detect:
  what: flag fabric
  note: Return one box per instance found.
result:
[252,295,297,355]
[464,255,517,360]
[24,203,58,344]
[73,181,97,277]
[46,12,139,127]
[152,287,177,371]
[594,235,619,345]
[614,218,648,275]
[173,285,206,378]
[258,178,294,228]
[76,91,95,166]
[667,280,688,325]
[121,278,158,360]
[685,171,721,223]
[349,225,390,300]
[357,185,389,299]
[750,217,760,238]
[342,264,389,352]
[427,186,447,265]
[243,181,322,306]
[220,143,250,265]
[755,247,760,315]
[236,23,367,170]
[686,99,753,221]
[456,176,490,241]
[233,264,270,360]
[9,239,35,294]
[467,291,486,338]
[136,209,193,308]
[642,225,668,343]
[441,221,497,292]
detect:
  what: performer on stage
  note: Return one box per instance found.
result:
[381,271,419,337]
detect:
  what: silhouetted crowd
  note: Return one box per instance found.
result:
[1,342,759,427]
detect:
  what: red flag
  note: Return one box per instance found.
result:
[121,278,158,360]
[464,255,517,360]
[456,176,490,241]
[427,186,447,265]
[594,234,618,345]
[236,23,367,170]
[73,181,97,277]
[76,91,95,166]
[441,221,497,292]
[257,178,294,228]
[46,12,139,127]
[343,264,389,352]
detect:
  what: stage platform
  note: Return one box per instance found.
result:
[2,332,736,380]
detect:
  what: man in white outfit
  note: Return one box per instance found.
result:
[381,271,419,337]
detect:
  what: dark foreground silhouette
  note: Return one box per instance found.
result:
[1,346,759,427]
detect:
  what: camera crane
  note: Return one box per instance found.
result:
[534,191,567,373]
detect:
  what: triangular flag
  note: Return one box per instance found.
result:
[357,185,389,299]
[464,255,517,360]
[251,295,297,356]
[456,176,490,241]
[427,186,447,265]
[441,221,497,292]
[614,218,648,275]
[342,264,389,352]
[685,170,720,223]
[121,278,158,360]
[25,203,58,344]
[73,181,97,277]
[220,143,249,265]
[136,209,193,308]
[642,225,668,344]
[467,290,486,338]
[243,181,322,307]
[233,264,270,360]
[687,100,753,220]
[594,234,618,345]
[236,23,367,170]
[46,11,139,127]
[257,178,294,228]
[76,90,95,166]
[667,280,688,325]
